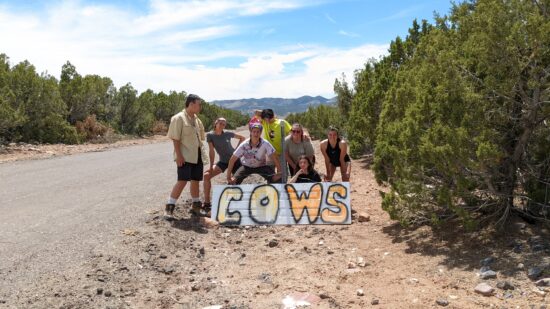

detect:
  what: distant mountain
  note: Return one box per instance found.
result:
[211,95,336,116]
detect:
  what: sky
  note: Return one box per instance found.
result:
[0,0,454,101]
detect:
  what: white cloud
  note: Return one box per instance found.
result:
[338,30,360,38]
[0,0,387,101]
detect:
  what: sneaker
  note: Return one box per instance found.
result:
[164,203,175,220]
[191,201,205,217]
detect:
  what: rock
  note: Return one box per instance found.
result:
[163,267,174,274]
[319,291,330,299]
[535,278,550,286]
[517,263,525,270]
[371,298,379,305]
[268,239,279,248]
[348,262,357,269]
[191,284,200,291]
[96,288,103,295]
[528,267,543,280]
[281,292,321,307]
[356,289,364,296]
[104,291,112,297]
[480,257,496,267]
[200,217,219,229]
[436,299,449,306]
[357,257,366,267]
[531,288,546,297]
[318,240,324,246]
[357,212,370,222]
[480,270,497,279]
[409,278,419,284]
[474,283,494,296]
[480,266,492,273]
[496,281,514,290]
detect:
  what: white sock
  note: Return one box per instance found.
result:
[167,197,177,204]
[192,197,200,203]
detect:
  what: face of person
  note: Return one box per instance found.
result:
[328,130,338,140]
[298,158,309,171]
[215,120,227,130]
[189,99,201,113]
[292,126,302,138]
[250,127,262,138]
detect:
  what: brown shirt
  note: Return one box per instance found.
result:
[167,109,206,164]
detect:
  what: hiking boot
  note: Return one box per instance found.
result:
[191,201,205,217]
[164,203,175,220]
[203,202,212,217]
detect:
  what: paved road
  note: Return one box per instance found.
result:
[0,142,183,294]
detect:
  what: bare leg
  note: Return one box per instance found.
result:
[341,162,351,181]
[203,166,223,203]
[170,180,187,199]
[190,180,200,199]
[328,165,337,181]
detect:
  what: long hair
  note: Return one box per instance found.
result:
[298,155,314,174]
[292,123,304,141]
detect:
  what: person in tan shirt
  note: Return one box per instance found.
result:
[165,94,207,219]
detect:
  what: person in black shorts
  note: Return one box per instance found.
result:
[320,126,351,182]
[165,94,207,219]
[203,117,245,213]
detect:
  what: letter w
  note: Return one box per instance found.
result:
[285,183,322,224]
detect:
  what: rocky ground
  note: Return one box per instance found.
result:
[1,139,549,309]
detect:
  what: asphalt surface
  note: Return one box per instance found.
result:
[0,142,180,295]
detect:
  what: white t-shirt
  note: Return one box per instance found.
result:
[233,138,275,168]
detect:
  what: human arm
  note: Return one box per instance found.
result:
[208,142,215,170]
[320,141,332,181]
[270,152,282,181]
[226,155,239,184]
[172,139,185,167]
[339,140,349,179]
[285,151,296,171]
[288,169,304,183]
[233,133,245,148]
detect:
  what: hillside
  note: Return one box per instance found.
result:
[212,95,335,116]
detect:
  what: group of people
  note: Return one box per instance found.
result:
[164,94,352,219]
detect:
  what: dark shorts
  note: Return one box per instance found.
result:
[216,160,241,173]
[233,165,281,185]
[177,152,204,181]
[330,154,351,167]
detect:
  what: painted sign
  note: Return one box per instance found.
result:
[211,182,351,225]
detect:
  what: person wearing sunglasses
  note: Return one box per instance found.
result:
[284,123,315,176]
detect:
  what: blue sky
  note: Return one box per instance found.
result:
[0,0,454,100]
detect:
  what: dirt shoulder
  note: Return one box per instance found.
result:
[0,135,169,164]
[3,136,549,309]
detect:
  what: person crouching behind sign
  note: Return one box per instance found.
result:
[288,155,322,183]
[226,123,282,185]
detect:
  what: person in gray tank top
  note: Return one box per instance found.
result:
[203,118,245,213]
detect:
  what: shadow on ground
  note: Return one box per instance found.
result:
[381,215,550,277]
